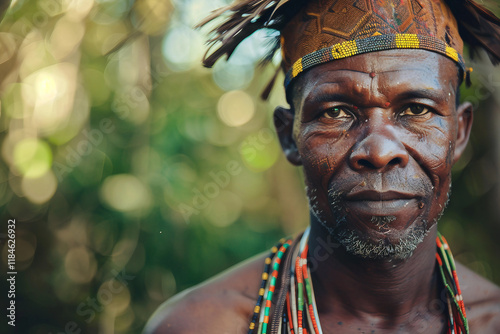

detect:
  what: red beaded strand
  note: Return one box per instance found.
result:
[436,233,469,334]
[286,293,295,334]
[441,235,467,318]
[295,257,304,334]
[300,244,320,334]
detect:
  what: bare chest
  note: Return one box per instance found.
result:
[309,313,447,334]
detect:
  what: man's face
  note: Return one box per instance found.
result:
[276,49,472,260]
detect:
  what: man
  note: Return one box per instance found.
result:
[145,0,500,333]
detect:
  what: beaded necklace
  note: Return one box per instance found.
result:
[248,227,469,334]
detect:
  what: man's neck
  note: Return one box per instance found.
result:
[308,219,441,326]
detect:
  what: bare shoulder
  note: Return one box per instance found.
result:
[456,262,500,333]
[143,252,268,334]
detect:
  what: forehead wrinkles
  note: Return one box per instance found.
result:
[302,67,443,106]
[298,59,453,106]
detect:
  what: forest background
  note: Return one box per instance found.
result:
[0,0,499,333]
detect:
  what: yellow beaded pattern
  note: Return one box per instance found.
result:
[284,33,466,89]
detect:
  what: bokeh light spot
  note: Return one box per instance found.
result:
[98,279,131,315]
[206,190,242,227]
[145,266,176,301]
[115,307,135,331]
[13,138,52,178]
[22,63,77,134]
[162,24,204,71]
[14,237,36,263]
[239,130,280,172]
[35,72,58,102]
[133,0,172,35]
[1,233,37,268]
[21,170,58,204]
[0,33,18,65]
[50,18,85,60]
[217,90,255,127]
[100,174,152,213]
[64,247,97,284]
[2,83,25,120]
[212,60,254,91]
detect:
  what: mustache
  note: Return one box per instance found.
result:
[327,172,433,201]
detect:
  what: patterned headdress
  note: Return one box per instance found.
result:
[199,0,500,95]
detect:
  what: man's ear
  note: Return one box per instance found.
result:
[274,106,302,166]
[453,101,473,164]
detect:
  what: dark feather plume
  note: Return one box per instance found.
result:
[445,0,500,64]
[196,0,305,68]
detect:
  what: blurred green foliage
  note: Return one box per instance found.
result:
[0,0,498,333]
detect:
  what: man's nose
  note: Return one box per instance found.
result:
[349,127,409,171]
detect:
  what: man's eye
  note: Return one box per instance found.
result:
[322,107,350,119]
[400,105,431,116]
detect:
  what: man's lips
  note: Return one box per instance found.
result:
[343,190,421,216]
[345,190,418,201]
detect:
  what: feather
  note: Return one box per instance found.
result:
[196,0,305,68]
[269,0,293,23]
[260,66,281,100]
[445,0,500,64]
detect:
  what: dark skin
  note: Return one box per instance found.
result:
[144,50,500,333]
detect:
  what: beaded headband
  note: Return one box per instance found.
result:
[284,33,466,90]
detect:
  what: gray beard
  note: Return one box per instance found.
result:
[332,219,429,260]
[305,183,451,261]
